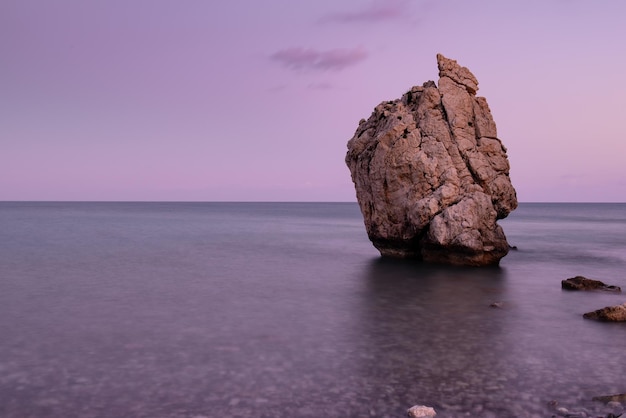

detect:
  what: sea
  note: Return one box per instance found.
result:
[0,202,625,418]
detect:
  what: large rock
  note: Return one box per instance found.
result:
[345,54,517,266]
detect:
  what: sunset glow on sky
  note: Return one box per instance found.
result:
[2,0,625,202]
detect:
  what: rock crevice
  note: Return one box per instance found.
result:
[346,54,517,266]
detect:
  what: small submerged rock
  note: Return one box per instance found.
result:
[583,303,626,322]
[554,406,571,416]
[561,276,621,292]
[547,397,624,418]
[593,394,626,403]
[407,405,437,417]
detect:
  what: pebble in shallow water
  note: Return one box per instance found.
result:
[407,405,437,417]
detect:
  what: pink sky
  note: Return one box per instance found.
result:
[2,0,625,202]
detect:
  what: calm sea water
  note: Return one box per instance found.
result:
[0,202,625,418]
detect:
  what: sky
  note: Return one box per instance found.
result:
[2,0,625,202]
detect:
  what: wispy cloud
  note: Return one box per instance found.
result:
[270,47,368,72]
[320,0,411,24]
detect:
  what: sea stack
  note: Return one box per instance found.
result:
[345,54,517,266]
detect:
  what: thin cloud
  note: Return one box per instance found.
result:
[320,0,411,24]
[270,47,368,72]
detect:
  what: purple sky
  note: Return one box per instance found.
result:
[2,0,625,202]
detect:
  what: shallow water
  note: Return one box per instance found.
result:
[0,202,625,417]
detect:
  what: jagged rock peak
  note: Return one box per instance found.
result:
[345,54,518,266]
[437,53,479,94]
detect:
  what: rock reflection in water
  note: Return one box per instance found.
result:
[351,258,626,417]
[355,259,516,417]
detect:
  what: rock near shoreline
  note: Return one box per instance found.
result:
[346,54,517,266]
[407,405,437,417]
[583,303,626,322]
[562,276,621,292]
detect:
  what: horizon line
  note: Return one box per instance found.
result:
[1,200,625,204]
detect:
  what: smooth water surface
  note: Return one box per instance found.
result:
[1,202,625,417]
